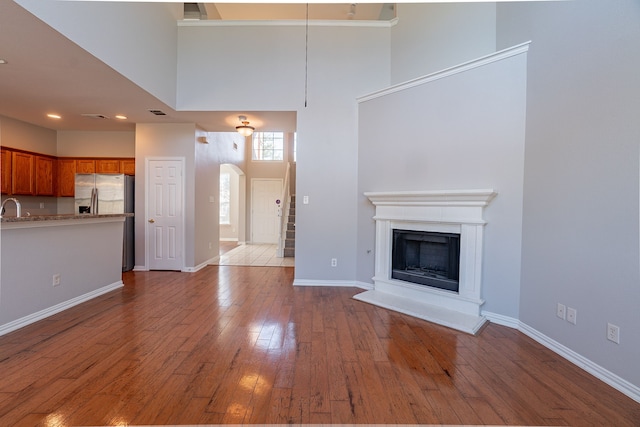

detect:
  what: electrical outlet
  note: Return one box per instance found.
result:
[556,303,566,320]
[566,307,577,325]
[331,258,337,267]
[607,323,620,344]
[303,196,309,205]
[52,274,61,287]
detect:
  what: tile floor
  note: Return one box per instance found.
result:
[212,243,295,267]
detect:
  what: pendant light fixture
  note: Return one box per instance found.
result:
[236,115,255,137]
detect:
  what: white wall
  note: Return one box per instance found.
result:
[391,3,496,84]
[497,0,640,388]
[0,115,56,155]
[220,164,241,242]
[57,131,135,157]
[16,0,180,107]
[357,50,527,318]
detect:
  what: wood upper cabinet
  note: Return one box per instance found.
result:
[1,152,134,197]
[11,151,35,195]
[35,155,55,196]
[57,159,76,197]
[96,159,121,174]
[120,159,135,175]
[76,159,95,173]
[1,148,11,195]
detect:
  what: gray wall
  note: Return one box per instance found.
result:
[391,3,496,84]
[357,50,527,318]
[497,0,640,387]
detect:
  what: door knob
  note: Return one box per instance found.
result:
[148,219,155,223]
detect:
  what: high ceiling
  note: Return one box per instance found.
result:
[0,2,323,134]
[193,3,397,21]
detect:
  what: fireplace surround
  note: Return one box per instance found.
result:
[355,189,496,334]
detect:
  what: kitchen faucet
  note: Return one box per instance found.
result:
[0,198,22,218]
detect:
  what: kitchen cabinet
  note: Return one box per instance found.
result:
[76,159,95,173]
[35,155,55,196]
[11,151,35,195]
[120,159,135,175]
[96,159,120,174]
[2,150,134,197]
[1,148,11,195]
[57,159,76,197]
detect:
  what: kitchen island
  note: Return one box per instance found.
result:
[0,214,131,335]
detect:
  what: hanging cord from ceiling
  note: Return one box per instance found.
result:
[304,3,309,108]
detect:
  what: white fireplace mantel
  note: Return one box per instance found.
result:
[355,189,497,334]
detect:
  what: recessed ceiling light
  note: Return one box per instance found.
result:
[115,114,127,120]
[0,59,7,65]
[47,113,62,119]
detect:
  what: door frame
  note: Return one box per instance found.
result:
[144,156,186,271]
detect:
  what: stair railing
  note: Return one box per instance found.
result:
[277,162,291,258]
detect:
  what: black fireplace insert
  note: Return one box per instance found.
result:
[392,229,460,292]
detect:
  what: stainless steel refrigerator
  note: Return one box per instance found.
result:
[75,173,135,271]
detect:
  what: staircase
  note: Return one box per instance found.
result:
[283,195,295,257]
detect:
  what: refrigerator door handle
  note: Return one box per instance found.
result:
[91,188,98,214]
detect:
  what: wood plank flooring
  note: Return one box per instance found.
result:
[0,266,638,426]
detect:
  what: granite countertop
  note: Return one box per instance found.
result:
[0,213,134,223]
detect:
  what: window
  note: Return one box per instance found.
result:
[219,172,230,224]
[252,132,284,161]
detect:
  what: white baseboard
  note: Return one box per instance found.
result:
[184,256,219,273]
[0,281,124,337]
[219,238,238,242]
[354,281,374,290]
[482,310,520,329]
[483,311,640,404]
[293,279,360,288]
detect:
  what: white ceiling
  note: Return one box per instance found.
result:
[0,1,298,133]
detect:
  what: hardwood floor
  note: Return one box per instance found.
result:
[0,266,638,426]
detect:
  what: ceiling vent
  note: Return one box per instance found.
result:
[148,109,167,116]
[81,113,109,119]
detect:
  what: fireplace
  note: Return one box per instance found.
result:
[355,189,496,334]
[392,230,460,292]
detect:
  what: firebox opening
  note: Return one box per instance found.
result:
[392,229,461,292]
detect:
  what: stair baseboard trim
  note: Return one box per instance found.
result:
[0,281,124,337]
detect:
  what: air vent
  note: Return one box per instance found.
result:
[81,113,109,119]
[148,109,167,116]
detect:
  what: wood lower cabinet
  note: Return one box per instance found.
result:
[35,156,55,196]
[58,158,76,197]
[1,148,11,195]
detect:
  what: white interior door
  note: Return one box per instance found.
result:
[251,179,282,244]
[147,159,184,270]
